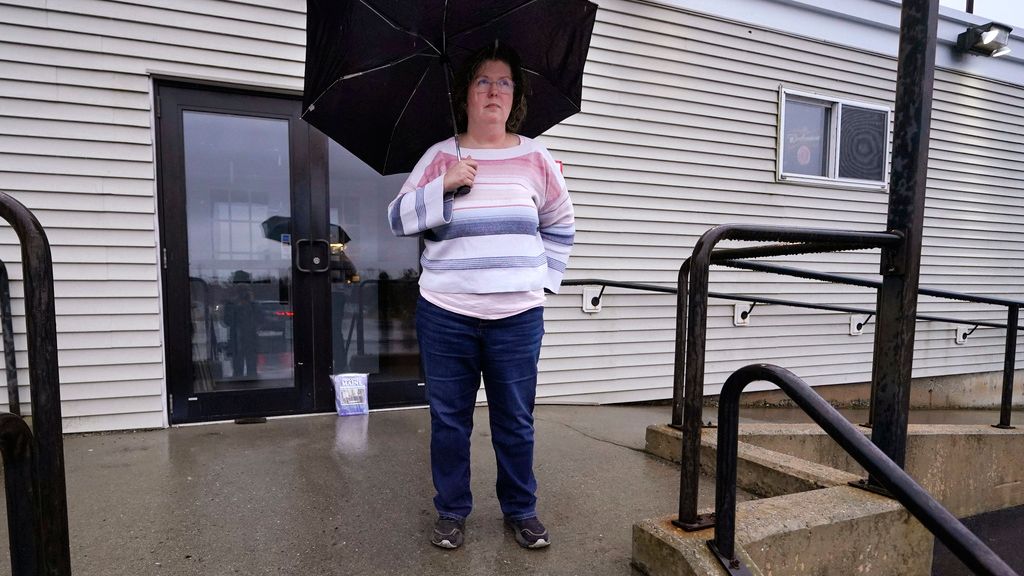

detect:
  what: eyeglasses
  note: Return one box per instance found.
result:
[472,77,515,94]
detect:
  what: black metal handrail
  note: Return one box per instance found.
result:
[709,363,1018,576]
[679,226,904,529]
[1,260,19,416]
[722,259,1024,308]
[0,191,71,576]
[563,278,1022,332]
[666,224,1021,536]
[566,223,1021,531]
[0,413,40,574]
[564,269,1022,428]
[717,259,1022,431]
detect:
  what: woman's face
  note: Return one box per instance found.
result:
[465,59,514,132]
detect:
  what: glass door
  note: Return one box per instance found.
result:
[158,84,320,423]
[186,112,294,391]
[324,141,425,408]
[158,83,427,423]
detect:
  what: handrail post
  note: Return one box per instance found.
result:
[675,233,719,530]
[712,364,1018,576]
[708,367,755,575]
[673,226,899,530]
[995,304,1019,429]
[710,376,741,566]
[868,0,938,472]
[0,261,19,416]
[0,414,41,575]
[0,191,72,576]
[671,259,690,428]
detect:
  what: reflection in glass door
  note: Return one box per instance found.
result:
[184,111,295,393]
[327,141,424,407]
[159,84,427,421]
[159,84,319,424]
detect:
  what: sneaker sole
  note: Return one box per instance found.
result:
[508,522,550,549]
[517,536,550,549]
[431,538,460,549]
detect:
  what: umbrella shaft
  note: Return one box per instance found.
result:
[442,59,464,161]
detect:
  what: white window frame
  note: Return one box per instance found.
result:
[777,87,892,191]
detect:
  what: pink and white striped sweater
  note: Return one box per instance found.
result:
[388,136,575,295]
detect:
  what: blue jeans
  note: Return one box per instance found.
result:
[415,296,544,521]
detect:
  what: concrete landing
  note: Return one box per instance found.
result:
[0,405,747,576]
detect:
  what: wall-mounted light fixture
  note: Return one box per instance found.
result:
[956,22,1013,57]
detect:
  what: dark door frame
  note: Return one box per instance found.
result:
[155,81,332,423]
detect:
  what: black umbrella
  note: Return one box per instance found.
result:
[261,215,352,244]
[302,0,598,175]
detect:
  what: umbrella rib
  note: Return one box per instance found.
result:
[357,0,442,55]
[447,0,543,40]
[524,67,582,113]
[382,66,433,173]
[442,0,449,54]
[303,52,438,115]
[340,52,437,82]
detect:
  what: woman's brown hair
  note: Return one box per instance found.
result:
[452,40,529,134]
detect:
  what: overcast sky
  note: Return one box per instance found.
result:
[938,0,1022,28]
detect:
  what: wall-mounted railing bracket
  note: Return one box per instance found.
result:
[956,324,979,344]
[581,285,604,313]
[858,313,874,331]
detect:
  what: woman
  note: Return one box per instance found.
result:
[387,41,574,550]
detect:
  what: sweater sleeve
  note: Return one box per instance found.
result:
[387,145,455,237]
[536,147,575,293]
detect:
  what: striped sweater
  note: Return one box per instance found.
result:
[388,136,575,294]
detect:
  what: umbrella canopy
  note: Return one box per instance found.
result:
[261,215,352,244]
[302,0,598,175]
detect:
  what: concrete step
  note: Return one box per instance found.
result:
[634,422,1024,575]
[634,485,931,576]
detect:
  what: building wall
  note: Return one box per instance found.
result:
[0,0,1021,430]
[0,0,307,431]
[538,0,1024,402]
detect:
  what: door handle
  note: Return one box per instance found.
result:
[296,239,330,273]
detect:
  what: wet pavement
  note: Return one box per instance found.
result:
[0,405,734,576]
[2,404,1019,575]
[932,504,1024,575]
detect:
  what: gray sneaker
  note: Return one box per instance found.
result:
[505,516,550,549]
[431,516,465,549]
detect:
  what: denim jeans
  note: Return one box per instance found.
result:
[415,296,544,521]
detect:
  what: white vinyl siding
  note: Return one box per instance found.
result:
[540,0,1023,402]
[1,0,1022,429]
[0,0,305,432]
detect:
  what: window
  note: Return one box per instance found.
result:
[778,88,891,189]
